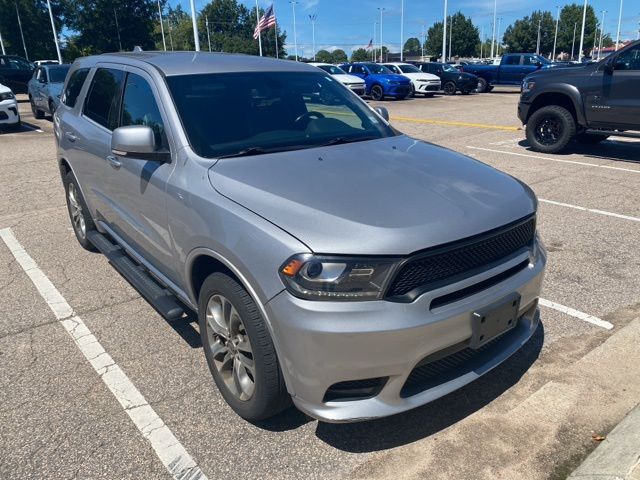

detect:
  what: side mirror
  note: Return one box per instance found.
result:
[374,106,389,121]
[535,61,543,68]
[111,125,156,156]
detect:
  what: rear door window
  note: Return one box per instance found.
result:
[504,55,521,66]
[62,68,90,108]
[83,68,125,130]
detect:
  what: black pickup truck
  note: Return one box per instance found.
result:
[518,40,640,153]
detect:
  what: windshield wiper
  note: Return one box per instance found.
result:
[318,136,378,147]
[216,146,272,159]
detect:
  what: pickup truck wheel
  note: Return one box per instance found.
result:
[63,171,97,251]
[199,272,290,421]
[526,105,576,153]
[370,85,384,101]
[476,78,488,93]
[443,81,457,95]
[576,133,609,144]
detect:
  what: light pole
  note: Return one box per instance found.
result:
[480,25,484,59]
[615,0,623,50]
[46,0,62,63]
[496,17,502,56]
[571,22,577,60]
[113,8,122,51]
[490,0,497,58]
[373,22,377,61]
[536,19,541,55]
[421,23,425,60]
[255,1,262,56]
[597,10,606,60]
[400,0,404,61]
[448,15,453,60]
[291,1,299,61]
[0,27,5,55]
[189,0,200,51]
[206,16,211,52]
[378,7,385,62]
[578,0,588,62]
[552,5,560,60]
[158,0,167,51]
[442,0,448,62]
[15,2,28,60]
[309,14,317,61]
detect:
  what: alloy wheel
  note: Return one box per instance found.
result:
[534,116,563,146]
[205,294,255,401]
[67,183,86,239]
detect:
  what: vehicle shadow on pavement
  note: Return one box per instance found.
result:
[518,139,640,164]
[313,322,544,452]
[168,312,202,349]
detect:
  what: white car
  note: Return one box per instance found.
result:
[382,62,441,97]
[309,63,366,96]
[0,83,20,130]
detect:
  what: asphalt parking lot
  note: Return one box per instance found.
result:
[1,89,639,480]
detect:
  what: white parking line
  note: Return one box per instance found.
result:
[539,198,640,223]
[0,228,207,480]
[539,298,614,330]
[467,146,640,174]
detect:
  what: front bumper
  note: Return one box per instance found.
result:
[415,81,441,93]
[386,84,412,97]
[0,99,20,125]
[346,84,366,96]
[265,241,546,422]
[518,100,531,124]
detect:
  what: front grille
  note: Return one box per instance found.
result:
[401,324,519,398]
[387,216,535,299]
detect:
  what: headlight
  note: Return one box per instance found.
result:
[522,81,535,93]
[0,91,15,101]
[279,254,398,301]
[417,78,430,82]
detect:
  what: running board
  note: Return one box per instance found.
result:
[87,231,185,321]
[584,129,640,139]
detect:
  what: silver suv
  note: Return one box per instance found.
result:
[55,52,546,423]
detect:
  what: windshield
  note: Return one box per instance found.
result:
[364,63,392,74]
[317,64,347,75]
[48,65,70,83]
[398,64,420,73]
[167,72,396,158]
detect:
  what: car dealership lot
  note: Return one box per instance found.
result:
[1,91,639,479]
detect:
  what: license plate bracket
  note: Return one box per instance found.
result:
[470,292,521,349]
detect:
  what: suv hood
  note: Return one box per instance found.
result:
[401,72,440,81]
[208,136,536,255]
[334,74,365,85]
[373,73,411,83]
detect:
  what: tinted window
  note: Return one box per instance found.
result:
[398,64,420,73]
[317,65,347,75]
[614,45,640,71]
[120,73,166,148]
[36,68,47,82]
[166,72,395,158]
[364,63,392,74]
[84,68,124,130]
[351,65,364,74]
[7,57,32,70]
[48,65,70,83]
[62,68,90,108]
[504,55,521,65]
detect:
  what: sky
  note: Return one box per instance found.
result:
[174,0,640,58]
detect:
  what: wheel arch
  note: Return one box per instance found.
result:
[526,85,585,125]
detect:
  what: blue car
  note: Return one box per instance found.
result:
[339,62,411,100]
[27,63,70,119]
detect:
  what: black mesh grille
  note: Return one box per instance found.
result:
[387,216,535,298]
[324,377,388,402]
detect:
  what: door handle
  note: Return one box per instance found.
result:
[64,131,77,142]
[106,155,122,170]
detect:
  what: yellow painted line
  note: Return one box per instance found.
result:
[390,115,522,131]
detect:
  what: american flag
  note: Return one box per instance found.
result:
[253,5,276,39]
[366,39,373,50]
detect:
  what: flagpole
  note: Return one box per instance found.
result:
[46,0,63,63]
[189,0,200,51]
[15,2,29,60]
[274,3,279,58]
[255,0,263,56]
[157,0,167,51]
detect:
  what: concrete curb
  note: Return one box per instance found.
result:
[568,402,640,480]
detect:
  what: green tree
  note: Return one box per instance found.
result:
[424,12,479,59]
[0,0,65,60]
[63,0,157,54]
[331,49,347,63]
[502,10,556,55]
[554,3,607,59]
[350,48,370,62]
[315,49,333,63]
[403,37,421,56]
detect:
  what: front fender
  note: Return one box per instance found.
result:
[527,83,585,125]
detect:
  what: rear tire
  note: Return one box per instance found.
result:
[63,171,98,251]
[526,105,576,154]
[576,133,609,144]
[443,81,457,95]
[30,96,44,119]
[198,273,290,422]
[476,78,489,93]
[370,85,384,101]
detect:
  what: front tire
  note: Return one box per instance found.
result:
[30,96,44,119]
[198,272,290,421]
[526,105,577,154]
[476,78,489,93]
[443,81,457,95]
[63,171,97,251]
[370,85,384,101]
